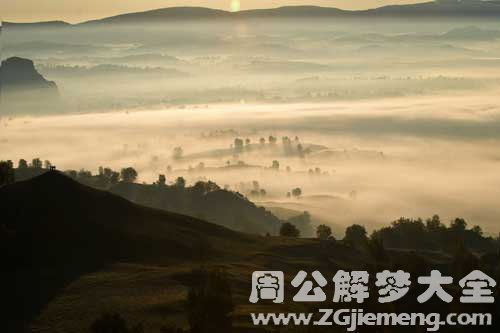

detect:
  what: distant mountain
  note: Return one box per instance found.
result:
[2,20,70,29]
[0,57,60,114]
[5,2,500,30]
[78,2,500,26]
[81,6,231,25]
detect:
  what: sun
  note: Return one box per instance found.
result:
[231,0,241,12]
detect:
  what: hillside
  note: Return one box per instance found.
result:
[1,172,499,332]
[0,171,261,332]
[2,172,353,332]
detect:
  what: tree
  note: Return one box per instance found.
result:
[344,224,368,245]
[18,159,28,169]
[175,176,186,188]
[291,187,302,197]
[268,135,277,145]
[471,225,483,236]
[450,218,467,233]
[102,167,119,185]
[44,160,52,169]
[259,137,266,145]
[316,224,332,240]
[172,146,183,160]
[31,158,42,168]
[120,167,138,183]
[426,214,444,232]
[188,269,234,333]
[158,174,166,186]
[234,138,244,152]
[271,160,280,170]
[0,160,15,186]
[280,222,300,237]
[193,181,220,195]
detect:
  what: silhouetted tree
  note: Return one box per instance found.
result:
[193,181,220,196]
[102,167,120,185]
[291,187,302,197]
[234,138,244,152]
[268,135,277,145]
[280,222,300,237]
[44,160,52,169]
[271,160,280,170]
[450,217,467,233]
[158,174,166,186]
[175,176,186,188]
[344,224,368,245]
[426,214,444,232]
[120,167,138,183]
[0,160,15,186]
[31,158,42,169]
[18,159,28,169]
[316,224,332,240]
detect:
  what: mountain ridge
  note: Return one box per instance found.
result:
[4,2,500,27]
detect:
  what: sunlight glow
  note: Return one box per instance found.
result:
[231,0,241,12]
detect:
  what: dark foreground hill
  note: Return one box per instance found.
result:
[1,172,350,332]
[0,171,261,331]
[1,172,498,332]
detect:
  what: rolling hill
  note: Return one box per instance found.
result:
[1,171,498,332]
[0,171,260,331]
[5,1,500,28]
[80,2,500,25]
[2,171,352,332]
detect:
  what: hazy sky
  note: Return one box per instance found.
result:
[2,0,428,23]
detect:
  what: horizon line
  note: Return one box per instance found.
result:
[3,2,435,25]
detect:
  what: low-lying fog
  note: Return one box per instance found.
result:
[2,93,500,235]
[2,18,500,236]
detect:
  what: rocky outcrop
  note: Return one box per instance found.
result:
[0,57,60,114]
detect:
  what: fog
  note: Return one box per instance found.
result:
[2,17,500,236]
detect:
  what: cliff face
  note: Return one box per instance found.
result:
[0,57,60,114]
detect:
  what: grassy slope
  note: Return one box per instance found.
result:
[1,172,369,332]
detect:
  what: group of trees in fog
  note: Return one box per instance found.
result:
[279,214,499,255]
[228,135,309,159]
[5,157,500,255]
